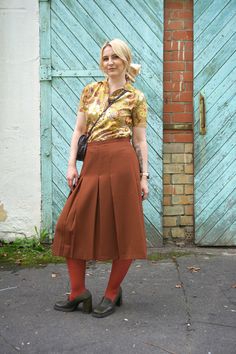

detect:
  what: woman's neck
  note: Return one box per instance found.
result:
[108,76,126,95]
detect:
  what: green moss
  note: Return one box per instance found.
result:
[147,251,193,262]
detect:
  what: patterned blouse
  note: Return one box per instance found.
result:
[78,79,147,142]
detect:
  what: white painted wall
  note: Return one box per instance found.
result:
[0,0,41,240]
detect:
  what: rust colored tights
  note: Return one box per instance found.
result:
[66,258,132,301]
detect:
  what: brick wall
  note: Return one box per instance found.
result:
[163,0,194,245]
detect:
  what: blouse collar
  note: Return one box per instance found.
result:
[103,78,133,96]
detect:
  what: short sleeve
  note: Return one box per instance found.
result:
[78,86,89,113]
[132,92,147,127]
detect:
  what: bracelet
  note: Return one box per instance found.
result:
[140,172,149,179]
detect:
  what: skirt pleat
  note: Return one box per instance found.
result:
[52,138,147,260]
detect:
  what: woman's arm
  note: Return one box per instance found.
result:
[132,127,149,200]
[67,111,87,190]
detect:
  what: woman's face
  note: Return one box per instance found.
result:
[102,45,126,79]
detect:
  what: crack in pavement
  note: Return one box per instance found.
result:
[194,320,236,329]
[0,333,20,353]
[172,256,193,354]
[172,257,192,330]
[172,257,194,354]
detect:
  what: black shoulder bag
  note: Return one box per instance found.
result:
[76,89,127,161]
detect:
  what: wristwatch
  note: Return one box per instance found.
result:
[140,172,150,179]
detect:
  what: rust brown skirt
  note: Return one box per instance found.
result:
[52,137,147,260]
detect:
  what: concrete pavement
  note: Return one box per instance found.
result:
[0,247,236,354]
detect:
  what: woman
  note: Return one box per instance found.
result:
[52,39,149,318]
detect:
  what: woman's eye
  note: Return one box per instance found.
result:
[103,57,108,61]
[112,55,119,59]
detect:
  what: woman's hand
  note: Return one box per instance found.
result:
[141,176,149,200]
[66,164,79,190]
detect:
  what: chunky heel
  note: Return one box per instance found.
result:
[116,293,122,307]
[54,289,92,313]
[82,296,93,313]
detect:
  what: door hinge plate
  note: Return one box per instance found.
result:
[40,64,52,81]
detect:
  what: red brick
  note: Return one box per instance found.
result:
[172,113,193,123]
[164,113,172,123]
[163,196,172,206]
[164,52,173,61]
[172,92,193,102]
[172,132,193,143]
[164,72,172,81]
[184,51,193,61]
[164,41,185,51]
[171,51,193,61]
[165,20,184,30]
[172,72,193,81]
[164,81,172,91]
[164,92,172,104]
[172,93,180,101]
[186,62,193,71]
[164,103,185,113]
[164,31,172,40]
[184,82,193,91]
[164,81,184,92]
[184,20,193,30]
[164,134,173,143]
[171,51,185,61]
[171,10,193,20]
[165,1,184,10]
[164,62,185,72]
[185,42,193,51]
[184,1,194,10]
[173,30,193,41]
[180,92,193,102]
[184,103,194,112]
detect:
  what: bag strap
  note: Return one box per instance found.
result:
[87,89,128,137]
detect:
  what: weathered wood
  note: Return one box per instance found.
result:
[194,0,236,245]
[194,33,236,94]
[195,15,236,77]
[40,0,53,235]
[195,0,231,39]
[40,0,164,246]
[195,1,236,57]
[194,61,236,115]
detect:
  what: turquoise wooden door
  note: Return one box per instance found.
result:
[194,0,236,245]
[40,0,163,246]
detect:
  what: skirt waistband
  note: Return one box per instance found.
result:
[88,137,130,146]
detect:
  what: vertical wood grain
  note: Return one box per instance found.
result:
[194,0,236,245]
[40,0,164,246]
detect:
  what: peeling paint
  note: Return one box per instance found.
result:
[178,40,181,60]
[0,203,7,222]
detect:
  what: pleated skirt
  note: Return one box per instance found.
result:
[52,137,147,260]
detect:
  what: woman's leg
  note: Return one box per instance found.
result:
[66,258,86,300]
[104,259,133,301]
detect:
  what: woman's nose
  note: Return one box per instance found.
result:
[108,57,113,65]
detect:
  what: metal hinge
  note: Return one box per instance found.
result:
[40,64,52,81]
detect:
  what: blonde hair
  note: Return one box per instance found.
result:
[100,39,141,82]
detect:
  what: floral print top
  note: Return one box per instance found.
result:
[78,79,147,142]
